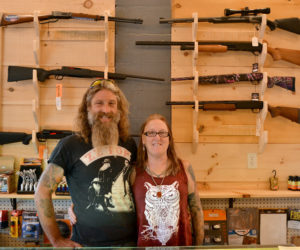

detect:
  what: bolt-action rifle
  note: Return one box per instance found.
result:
[7,66,164,82]
[136,40,300,67]
[159,7,300,35]
[171,73,295,92]
[0,11,143,26]
[0,130,73,145]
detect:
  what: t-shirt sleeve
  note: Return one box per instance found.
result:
[128,137,137,164]
[48,137,72,174]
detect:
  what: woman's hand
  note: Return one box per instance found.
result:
[68,203,77,225]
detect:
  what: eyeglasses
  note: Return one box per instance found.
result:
[143,131,169,138]
[90,79,116,89]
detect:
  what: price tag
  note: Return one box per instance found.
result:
[252,36,259,47]
[56,84,62,110]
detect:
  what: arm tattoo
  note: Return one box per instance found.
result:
[39,198,55,218]
[187,164,196,182]
[188,193,202,212]
[40,163,63,192]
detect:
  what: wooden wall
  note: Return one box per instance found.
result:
[171,0,300,192]
[0,0,115,166]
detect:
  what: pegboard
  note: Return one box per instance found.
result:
[201,197,300,245]
[0,199,72,247]
[1,197,300,246]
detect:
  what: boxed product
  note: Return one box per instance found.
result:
[0,156,15,193]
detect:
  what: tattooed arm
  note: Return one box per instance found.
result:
[183,160,204,245]
[34,163,81,247]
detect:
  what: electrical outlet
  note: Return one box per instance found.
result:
[248,153,257,169]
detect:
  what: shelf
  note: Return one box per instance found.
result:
[0,193,70,199]
[198,189,300,199]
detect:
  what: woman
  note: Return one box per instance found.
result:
[69,114,204,246]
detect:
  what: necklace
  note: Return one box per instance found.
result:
[146,166,166,198]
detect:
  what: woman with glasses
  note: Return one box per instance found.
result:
[131,113,204,246]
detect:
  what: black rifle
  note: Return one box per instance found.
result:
[0,11,143,26]
[0,130,73,145]
[166,100,264,110]
[171,73,295,92]
[136,41,300,66]
[7,66,164,82]
[159,16,300,35]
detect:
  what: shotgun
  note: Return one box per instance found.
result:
[7,66,165,82]
[171,73,295,92]
[0,130,73,145]
[166,100,264,111]
[136,40,300,66]
[0,11,143,26]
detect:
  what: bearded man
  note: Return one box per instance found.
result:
[34,79,137,247]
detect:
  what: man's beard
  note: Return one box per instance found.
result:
[88,111,120,148]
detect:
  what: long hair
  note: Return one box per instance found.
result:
[75,79,130,143]
[136,114,182,175]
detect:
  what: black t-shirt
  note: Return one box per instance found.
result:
[48,134,137,246]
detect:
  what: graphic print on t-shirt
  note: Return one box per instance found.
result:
[80,145,134,214]
[142,181,180,245]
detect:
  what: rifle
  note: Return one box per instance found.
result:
[166,100,263,111]
[159,15,300,35]
[0,129,73,145]
[135,41,300,67]
[7,66,164,82]
[268,105,300,124]
[171,73,295,92]
[0,11,143,26]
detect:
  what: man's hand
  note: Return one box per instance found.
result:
[53,237,82,247]
[68,203,77,225]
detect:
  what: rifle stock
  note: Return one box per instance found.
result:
[268,106,300,124]
[267,47,300,66]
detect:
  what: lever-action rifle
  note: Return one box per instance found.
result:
[166,100,263,111]
[160,16,300,35]
[7,66,164,82]
[0,11,143,26]
[136,40,300,67]
[171,73,295,92]
[0,129,73,145]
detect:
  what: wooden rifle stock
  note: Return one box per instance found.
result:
[268,105,300,124]
[267,46,300,66]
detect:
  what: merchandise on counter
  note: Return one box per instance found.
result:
[10,210,23,238]
[17,158,42,194]
[227,208,259,245]
[203,209,227,245]
[0,155,15,193]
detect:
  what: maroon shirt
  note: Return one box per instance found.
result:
[132,165,192,246]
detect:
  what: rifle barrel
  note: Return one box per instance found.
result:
[159,16,262,24]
